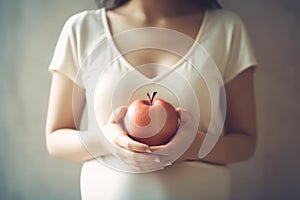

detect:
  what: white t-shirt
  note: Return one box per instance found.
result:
[48,8,257,200]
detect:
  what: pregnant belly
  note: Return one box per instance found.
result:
[80,159,231,200]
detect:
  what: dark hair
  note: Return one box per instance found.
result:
[95,0,221,10]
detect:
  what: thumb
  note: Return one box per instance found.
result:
[108,106,127,123]
[176,108,194,125]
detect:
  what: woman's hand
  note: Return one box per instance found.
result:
[102,106,172,171]
[150,108,198,164]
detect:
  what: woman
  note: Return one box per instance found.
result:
[46,0,258,199]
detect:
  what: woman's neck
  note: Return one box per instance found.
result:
[116,0,203,20]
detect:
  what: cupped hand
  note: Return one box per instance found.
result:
[102,106,171,172]
[150,108,198,164]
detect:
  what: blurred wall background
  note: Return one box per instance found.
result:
[0,0,299,199]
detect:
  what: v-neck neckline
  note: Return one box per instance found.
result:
[101,8,208,81]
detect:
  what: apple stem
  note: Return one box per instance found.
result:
[147,91,157,105]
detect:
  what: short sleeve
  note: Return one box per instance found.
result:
[48,15,83,87]
[223,18,258,84]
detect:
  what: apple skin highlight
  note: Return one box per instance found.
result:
[124,92,179,146]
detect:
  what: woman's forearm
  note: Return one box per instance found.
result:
[179,131,256,165]
[46,129,110,162]
[46,128,256,164]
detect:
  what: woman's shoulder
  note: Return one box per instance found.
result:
[63,9,105,33]
[206,9,245,28]
[57,9,107,64]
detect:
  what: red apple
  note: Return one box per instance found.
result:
[124,92,179,146]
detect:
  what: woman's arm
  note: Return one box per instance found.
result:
[178,67,257,165]
[45,72,109,162]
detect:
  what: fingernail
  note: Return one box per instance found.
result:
[166,161,172,166]
[154,157,161,163]
[146,149,152,153]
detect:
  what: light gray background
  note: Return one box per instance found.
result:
[0,0,299,199]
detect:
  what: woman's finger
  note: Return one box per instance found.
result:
[150,109,196,159]
[149,145,165,152]
[115,135,152,153]
[176,107,182,118]
[177,108,194,125]
[135,162,172,172]
[117,152,171,171]
[116,147,160,163]
[108,106,127,123]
